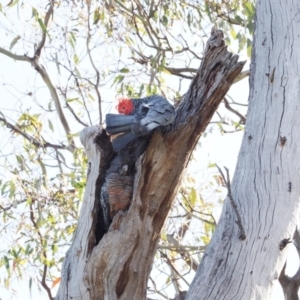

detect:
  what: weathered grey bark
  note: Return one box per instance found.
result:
[186,1,300,300]
[56,28,244,300]
[279,229,300,300]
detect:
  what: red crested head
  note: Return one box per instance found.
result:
[116,96,134,115]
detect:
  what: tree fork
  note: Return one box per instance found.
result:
[56,28,245,300]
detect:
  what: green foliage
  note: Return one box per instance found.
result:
[205,0,255,57]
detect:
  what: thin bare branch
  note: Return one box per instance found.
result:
[0,113,68,150]
[57,57,93,127]
[166,234,200,272]
[179,203,216,226]
[159,250,190,286]
[57,86,89,127]
[177,209,192,238]
[223,97,246,124]
[216,165,246,240]
[86,3,102,124]
[179,34,203,60]
[29,201,54,300]
[35,0,54,57]
[179,193,217,226]
[164,67,195,79]
[32,63,76,150]
[0,47,31,62]
[66,100,89,127]
[148,277,169,299]
[0,199,27,212]
[233,69,250,84]
[158,245,205,251]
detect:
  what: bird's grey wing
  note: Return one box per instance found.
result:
[140,101,175,131]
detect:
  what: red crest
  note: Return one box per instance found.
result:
[116,96,134,115]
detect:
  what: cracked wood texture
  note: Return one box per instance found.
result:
[56,28,244,300]
[186,2,300,300]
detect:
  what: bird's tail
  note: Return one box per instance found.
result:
[111,132,137,151]
[106,114,135,134]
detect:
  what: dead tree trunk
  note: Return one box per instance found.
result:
[56,28,244,300]
[186,1,300,299]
